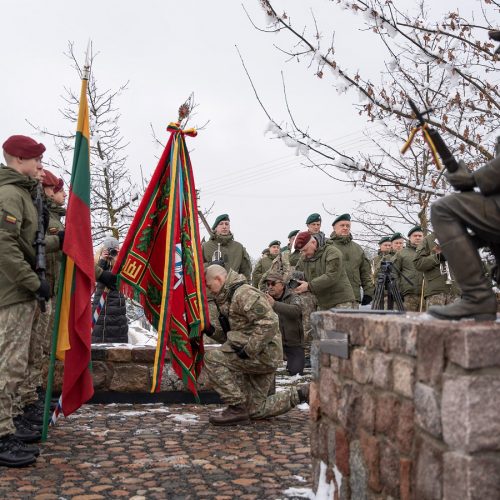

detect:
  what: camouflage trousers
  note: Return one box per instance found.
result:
[426,293,457,308]
[0,300,37,437]
[17,299,53,411]
[204,349,300,419]
[403,293,425,312]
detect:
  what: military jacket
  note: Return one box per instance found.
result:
[252,254,274,288]
[202,233,252,281]
[272,286,304,348]
[297,241,355,310]
[45,200,65,297]
[414,233,458,298]
[0,165,59,307]
[330,233,374,301]
[393,244,423,296]
[214,270,282,367]
[281,246,300,267]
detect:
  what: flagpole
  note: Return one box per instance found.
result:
[42,46,91,441]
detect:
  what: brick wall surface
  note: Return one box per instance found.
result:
[309,311,500,500]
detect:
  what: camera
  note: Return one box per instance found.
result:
[288,278,300,290]
[108,248,118,257]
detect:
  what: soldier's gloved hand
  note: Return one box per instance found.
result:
[202,324,215,337]
[231,344,249,359]
[361,295,372,306]
[57,230,65,249]
[37,279,51,301]
[444,160,476,191]
[98,271,117,290]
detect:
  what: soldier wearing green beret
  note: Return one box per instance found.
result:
[330,214,374,306]
[392,226,425,311]
[252,240,281,288]
[390,232,405,253]
[202,214,252,281]
[305,213,326,247]
[282,230,300,268]
[371,236,394,282]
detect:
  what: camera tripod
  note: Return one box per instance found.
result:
[371,260,413,312]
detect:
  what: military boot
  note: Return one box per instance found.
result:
[9,436,40,457]
[428,235,497,321]
[297,383,310,404]
[209,404,250,426]
[13,416,41,443]
[0,434,37,468]
[23,402,44,426]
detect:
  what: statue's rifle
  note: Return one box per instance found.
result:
[402,99,459,174]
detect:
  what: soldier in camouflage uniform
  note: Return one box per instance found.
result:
[202,214,252,280]
[329,213,374,307]
[202,265,309,425]
[281,230,300,267]
[294,231,356,309]
[17,170,66,417]
[0,135,57,466]
[414,232,459,308]
[392,226,425,312]
[252,240,281,288]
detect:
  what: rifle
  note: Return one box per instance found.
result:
[405,98,459,173]
[34,184,47,312]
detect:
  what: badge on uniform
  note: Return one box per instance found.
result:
[0,211,18,230]
[49,227,58,235]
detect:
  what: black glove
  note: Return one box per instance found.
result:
[231,345,249,359]
[36,278,51,300]
[57,230,65,249]
[202,324,215,337]
[361,295,372,306]
[98,271,117,290]
[444,160,476,191]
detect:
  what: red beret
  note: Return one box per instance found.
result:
[2,135,46,159]
[42,169,64,192]
[293,231,313,250]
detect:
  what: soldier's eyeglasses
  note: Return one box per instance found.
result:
[266,281,280,286]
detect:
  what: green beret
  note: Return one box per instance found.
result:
[332,213,351,226]
[390,232,404,242]
[268,240,281,247]
[287,229,299,239]
[211,213,230,230]
[306,213,321,224]
[378,236,391,245]
[407,225,423,237]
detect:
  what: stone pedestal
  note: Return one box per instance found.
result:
[309,311,500,499]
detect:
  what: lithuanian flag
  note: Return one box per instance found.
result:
[53,69,95,416]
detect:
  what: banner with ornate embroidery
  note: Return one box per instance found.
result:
[113,123,209,398]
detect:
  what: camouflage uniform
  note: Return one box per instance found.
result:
[0,166,58,437]
[203,270,300,419]
[252,254,274,288]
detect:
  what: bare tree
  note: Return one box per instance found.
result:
[244,0,499,238]
[29,42,138,244]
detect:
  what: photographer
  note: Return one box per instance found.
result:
[91,237,128,344]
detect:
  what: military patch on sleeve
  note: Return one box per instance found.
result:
[0,210,19,230]
[49,227,58,235]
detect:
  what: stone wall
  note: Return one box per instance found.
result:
[45,344,216,394]
[309,311,500,499]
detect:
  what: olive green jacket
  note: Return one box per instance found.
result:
[0,166,59,307]
[393,244,424,297]
[281,246,300,267]
[297,241,355,310]
[330,233,374,301]
[252,254,274,288]
[213,269,283,367]
[413,233,458,298]
[45,200,65,297]
[202,233,252,281]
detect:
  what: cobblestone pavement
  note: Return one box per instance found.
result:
[0,372,312,499]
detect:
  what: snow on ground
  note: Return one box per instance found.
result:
[282,461,339,500]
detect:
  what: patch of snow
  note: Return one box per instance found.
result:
[168,413,199,424]
[293,475,307,483]
[297,403,310,411]
[283,487,315,499]
[128,320,158,346]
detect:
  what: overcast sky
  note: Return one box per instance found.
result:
[0,0,476,258]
